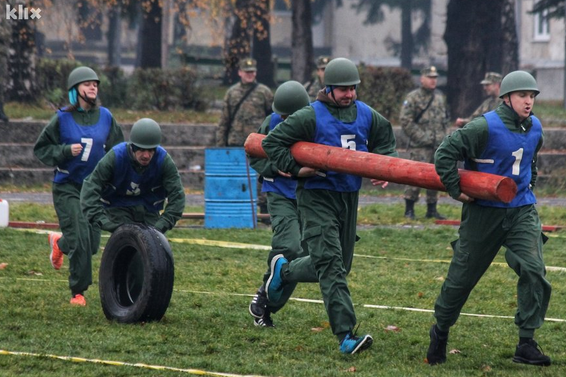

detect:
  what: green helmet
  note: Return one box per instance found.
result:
[499,70,539,98]
[272,81,310,116]
[323,58,360,86]
[67,66,100,90]
[130,118,162,149]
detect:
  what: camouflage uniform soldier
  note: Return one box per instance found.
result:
[303,56,330,102]
[0,14,11,122]
[400,66,449,219]
[216,58,274,147]
[455,72,503,127]
[216,57,274,219]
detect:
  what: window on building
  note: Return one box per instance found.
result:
[533,9,550,42]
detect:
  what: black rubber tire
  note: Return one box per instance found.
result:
[99,223,174,323]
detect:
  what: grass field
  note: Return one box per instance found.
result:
[1,202,566,376]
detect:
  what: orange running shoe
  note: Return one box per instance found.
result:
[48,232,64,270]
[70,294,86,306]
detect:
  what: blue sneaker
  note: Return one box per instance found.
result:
[266,254,287,302]
[339,332,373,354]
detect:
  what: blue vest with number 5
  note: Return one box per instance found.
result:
[304,100,372,192]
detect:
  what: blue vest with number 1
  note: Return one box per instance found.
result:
[465,110,541,208]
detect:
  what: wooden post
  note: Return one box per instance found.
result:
[244,133,517,203]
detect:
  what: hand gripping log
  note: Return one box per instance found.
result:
[244,133,517,203]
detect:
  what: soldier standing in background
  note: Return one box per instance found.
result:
[400,66,449,220]
[216,58,274,147]
[0,14,11,123]
[303,56,330,102]
[216,57,274,220]
[454,72,503,127]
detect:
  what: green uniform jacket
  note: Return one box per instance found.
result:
[459,96,503,125]
[216,81,273,147]
[400,87,449,149]
[435,103,543,200]
[34,108,124,167]
[80,147,185,233]
[262,94,398,180]
[303,77,324,102]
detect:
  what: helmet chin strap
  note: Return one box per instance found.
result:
[77,90,97,107]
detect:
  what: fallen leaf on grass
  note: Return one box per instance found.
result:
[311,327,325,333]
[0,263,8,269]
[449,349,461,354]
[344,366,356,372]
[435,276,445,281]
[417,292,424,298]
[482,365,492,372]
[384,325,401,332]
[27,270,43,276]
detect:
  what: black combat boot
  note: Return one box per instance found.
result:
[404,199,416,220]
[426,202,446,220]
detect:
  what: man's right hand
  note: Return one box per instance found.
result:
[100,219,121,233]
[297,167,319,178]
[454,118,467,127]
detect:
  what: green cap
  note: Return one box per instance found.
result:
[421,66,439,77]
[316,56,331,69]
[480,72,502,84]
[239,58,257,72]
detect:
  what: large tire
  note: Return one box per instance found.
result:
[99,223,174,323]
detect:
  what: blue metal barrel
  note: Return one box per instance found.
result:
[204,147,257,228]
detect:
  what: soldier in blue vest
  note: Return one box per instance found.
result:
[248,80,316,327]
[34,66,124,306]
[426,71,551,366]
[80,118,185,237]
[262,58,397,354]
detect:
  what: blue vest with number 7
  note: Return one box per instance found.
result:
[54,107,112,184]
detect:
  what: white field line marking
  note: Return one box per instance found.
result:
[0,349,269,377]
[9,228,566,272]
[176,289,566,323]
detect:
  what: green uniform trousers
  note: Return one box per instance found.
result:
[434,203,551,338]
[281,189,359,340]
[53,182,101,295]
[263,192,314,313]
[404,147,439,203]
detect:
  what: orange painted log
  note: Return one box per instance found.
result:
[244,133,517,203]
